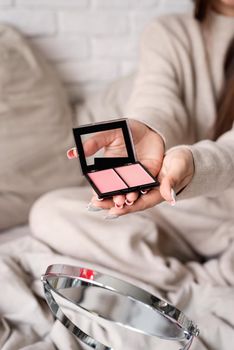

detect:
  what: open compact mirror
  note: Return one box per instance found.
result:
[72,119,160,199]
[41,264,199,350]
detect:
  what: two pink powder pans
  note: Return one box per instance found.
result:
[88,163,155,194]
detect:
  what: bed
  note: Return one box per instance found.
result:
[1,22,234,350]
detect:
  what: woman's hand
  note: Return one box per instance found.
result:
[67,119,194,217]
[158,147,195,203]
[67,119,165,207]
[90,147,195,217]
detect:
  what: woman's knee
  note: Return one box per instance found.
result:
[29,187,89,242]
[30,188,66,240]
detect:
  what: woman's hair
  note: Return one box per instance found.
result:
[194,0,234,140]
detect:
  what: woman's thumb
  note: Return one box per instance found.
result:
[159,176,177,206]
[67,147,78,159]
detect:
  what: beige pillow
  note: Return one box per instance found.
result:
[0,25,82,231]
[74,73,134,127]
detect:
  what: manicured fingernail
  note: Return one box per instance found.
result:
[67,148,77,159]
[104,214,119,220]
[86,202,103,212]
[140,189,148,195]
[170,189,176,206]
[125,199,134,206]
[115,203,124,209]
[96,197,104,201]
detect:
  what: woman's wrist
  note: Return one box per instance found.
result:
[158,145,195,198]
[129,118,166,150]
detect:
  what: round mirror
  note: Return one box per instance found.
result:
[42,264,199,350]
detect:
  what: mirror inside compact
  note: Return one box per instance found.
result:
[80,128,129,167]
[41,264,199,350]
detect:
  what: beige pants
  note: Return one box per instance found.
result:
[30,185,234,268]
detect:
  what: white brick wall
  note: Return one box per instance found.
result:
[0,0,12,6]
[0,0,193,100]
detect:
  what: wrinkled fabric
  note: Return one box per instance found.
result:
[1,186,230,349]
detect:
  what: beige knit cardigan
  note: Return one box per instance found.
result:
[126,10,234,201]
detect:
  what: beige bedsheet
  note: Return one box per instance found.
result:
[0,226,30,245]
[0,188,234,350]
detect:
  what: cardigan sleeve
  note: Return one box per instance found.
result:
[125,17,234,200]
[126,19,191,150]
[170,126,234,199]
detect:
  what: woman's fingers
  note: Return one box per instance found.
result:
[67,129,120,160]
[90,191,141,212]
[125,191,139,206]
[106,188,163,217]
[83,130,120,157]
[112,192,140,208]
[159,176,176,206]
[90,195,113,209]
[67,147,78,159]
[112,195,126,209]
[102,191,141,209]
[90,190,146,212]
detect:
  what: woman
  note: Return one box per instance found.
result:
[67,0,234,219]
[31,1,234,348]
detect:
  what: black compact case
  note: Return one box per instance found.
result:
[73,118,160,199]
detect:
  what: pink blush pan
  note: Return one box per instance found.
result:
[87,169,128,193]
[115,163,155,187]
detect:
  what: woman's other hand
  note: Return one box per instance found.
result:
[94,147,195,217]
